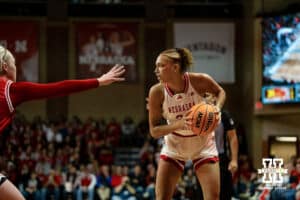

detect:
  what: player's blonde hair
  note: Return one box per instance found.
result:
[0,45,8,73]
[159,47,193,72]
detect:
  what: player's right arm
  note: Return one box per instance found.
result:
[148,84,186,139]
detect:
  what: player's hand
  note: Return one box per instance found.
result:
[97,64,125,86]
[228,160,238,174]
[184,110,193,130]
[214,106,221,124]
[173,117,192,131]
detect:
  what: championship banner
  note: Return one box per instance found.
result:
[0,21,39,82]
[174,22,235,83]
[75,22,138,82]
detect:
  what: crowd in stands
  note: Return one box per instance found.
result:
[0,114,299,200]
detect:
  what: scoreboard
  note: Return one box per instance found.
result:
[262,85,300,104]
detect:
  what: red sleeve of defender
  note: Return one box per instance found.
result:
[9,79,99,106]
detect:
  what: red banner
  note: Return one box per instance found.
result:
[75,22,138,82]
[0,21,39,82]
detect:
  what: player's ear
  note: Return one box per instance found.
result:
[174,63,180,72]
[1,62,8,72]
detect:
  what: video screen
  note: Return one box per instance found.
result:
[262,12,300,104]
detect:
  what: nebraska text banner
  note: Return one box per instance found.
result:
[75,22,138,82]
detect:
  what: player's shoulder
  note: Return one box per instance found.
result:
[149,83,164,96]
[149,83,164,103]
[188,72,212,80]
[188,72,213,86]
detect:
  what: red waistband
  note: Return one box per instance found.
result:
[171,132,197,137]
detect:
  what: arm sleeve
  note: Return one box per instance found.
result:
[9,79,99,106]
[221,111,235,131]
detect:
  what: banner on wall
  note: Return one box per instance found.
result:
[174,22,235,83]
[75,22,138,82]
[0,21,39,82]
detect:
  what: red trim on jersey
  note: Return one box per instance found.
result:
[193,156,219,171]
[165,73,189,97]
[160,154,185,172]
[183,73,189,93]
[5,80,14,112]
[171,132,197,137]
[165,83,174,97]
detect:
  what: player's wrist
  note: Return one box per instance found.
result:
[97,78,102,86]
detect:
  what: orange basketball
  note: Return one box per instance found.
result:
[188,103,220,135]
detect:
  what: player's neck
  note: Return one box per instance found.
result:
[167,74,186,94]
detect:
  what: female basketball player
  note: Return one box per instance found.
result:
[0,45,125,200]
[148,48,226,200]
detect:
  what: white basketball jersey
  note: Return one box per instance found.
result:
[161,73,218,161]
[162,73,202,136]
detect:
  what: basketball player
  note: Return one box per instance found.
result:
[148,48,226,200]
[0,45,125,200]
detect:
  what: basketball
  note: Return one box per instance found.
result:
[188,103,220,135]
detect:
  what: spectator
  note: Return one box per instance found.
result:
[95,165,112,200]
[120,116,136,146]
[22,172,41,200]
[75,164,96,200]
[40,169,61,200]
[129,164,146,199]
[62,164,79,200]
[112,176,136,200]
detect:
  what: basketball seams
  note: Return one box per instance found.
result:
[190,103,201,134]
[190,103,218,135]
[198,104,208,135]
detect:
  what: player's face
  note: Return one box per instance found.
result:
[154,55,176,83]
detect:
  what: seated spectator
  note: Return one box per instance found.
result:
[129,164,145,199]
[182,168,198,199]
[120,116,136,146]
[290,157,300,189]
[98,139,114,165]
[62,164,79,200]
[18,164,30,194]
[75,164,96,200]
[22,172,42,200]
[112,176,136,200]
[143,164,156,200]
[106,117,121,147]
[40,169,61,200]
[134,119,149,147]
[232,155,256,199]
[95,165,112,200]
